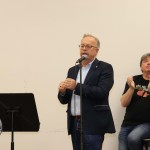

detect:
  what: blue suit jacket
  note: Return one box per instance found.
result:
[58,58,116,134]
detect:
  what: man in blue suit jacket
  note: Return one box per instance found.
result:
[58,34,115,150]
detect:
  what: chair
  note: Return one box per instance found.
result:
[143,139,150,150]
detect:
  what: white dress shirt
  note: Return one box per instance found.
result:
[71,61,93,116]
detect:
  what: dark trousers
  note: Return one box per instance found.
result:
[70,117,104,150]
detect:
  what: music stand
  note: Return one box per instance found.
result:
[0,93,40,150]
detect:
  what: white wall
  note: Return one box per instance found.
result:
[0,0,150,149]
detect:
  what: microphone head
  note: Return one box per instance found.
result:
[76,54,89,63]
[82,54,88,60]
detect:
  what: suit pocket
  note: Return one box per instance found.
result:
[93,105,110,111]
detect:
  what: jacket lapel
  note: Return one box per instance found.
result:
[70,65,80,80]
[84,59,100,84]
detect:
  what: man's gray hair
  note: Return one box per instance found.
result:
[83,34,100,48]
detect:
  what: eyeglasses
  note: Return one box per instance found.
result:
[79,44,97,49]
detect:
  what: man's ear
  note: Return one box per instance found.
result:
[96,48,99,53]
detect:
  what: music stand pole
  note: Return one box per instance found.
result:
[11,111,14,150]
[7,109,19,150]
[79,63,83,150]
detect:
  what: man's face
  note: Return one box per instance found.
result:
[79,36,99,62]
[141,56,150,73]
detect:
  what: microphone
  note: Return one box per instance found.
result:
[76,54,88,63]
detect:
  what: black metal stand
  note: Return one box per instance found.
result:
[0,93,40,150]
[11,111,14,150]
[79,63,83,150]
[7,109,20,150]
